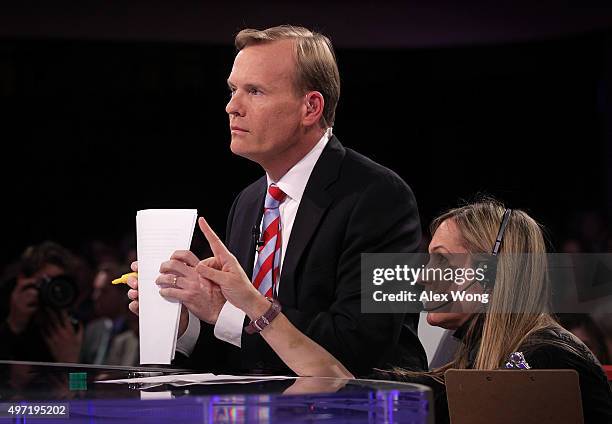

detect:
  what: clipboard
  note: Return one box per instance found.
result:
[445,369,583,424]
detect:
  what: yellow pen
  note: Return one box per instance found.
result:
[111,272,138,285]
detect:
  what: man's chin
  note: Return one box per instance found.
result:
[230,140,258,162]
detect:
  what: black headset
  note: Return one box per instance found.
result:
[478,208,512,291]
[422,208,512,312]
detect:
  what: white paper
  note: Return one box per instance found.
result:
[137,209,198,364]
[97,373,295,386]
[140,390,173,400]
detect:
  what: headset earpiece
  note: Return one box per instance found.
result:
[477,255,498,292]
[422,208,512,312]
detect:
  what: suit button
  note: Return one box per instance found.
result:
[256,361,264,368]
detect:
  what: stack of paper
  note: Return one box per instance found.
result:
[137,209,198,364]
[97,373,295,387]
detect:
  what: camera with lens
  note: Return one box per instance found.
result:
[36,275,79,309]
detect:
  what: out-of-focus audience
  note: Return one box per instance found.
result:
[558,314,611,365]
[80,261,138,366]
[561,210,611,254]
[0,239,140,366]
[558,210,612,366]
[0,241,85,363]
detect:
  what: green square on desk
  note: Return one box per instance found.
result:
[69,372,87,391]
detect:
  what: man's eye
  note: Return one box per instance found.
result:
[249,88,261,95]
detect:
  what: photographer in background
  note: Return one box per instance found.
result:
[80,261,138,366]
[0,241,84,363]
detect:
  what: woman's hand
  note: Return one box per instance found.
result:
[195,217,269,319]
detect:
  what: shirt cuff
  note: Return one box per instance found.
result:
[214,301,245,348]
[175,310,201,357]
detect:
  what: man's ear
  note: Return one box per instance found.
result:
[303,91,325,126]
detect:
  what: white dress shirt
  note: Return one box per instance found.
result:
[176,128,332,355]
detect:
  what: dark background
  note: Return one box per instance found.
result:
[1,1,612,265]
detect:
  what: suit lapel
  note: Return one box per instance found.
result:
[278,136,346,306]
[233,178,266,276]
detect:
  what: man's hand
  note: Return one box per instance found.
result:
[7,276,40,334]
[43,310,83,363]
[157,251,227,325]
[126,261,140,315]
[126,261,192,335]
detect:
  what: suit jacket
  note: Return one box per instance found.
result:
[184,136,427,376]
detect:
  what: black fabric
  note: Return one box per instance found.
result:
[519,328,612,424]
[180,136,427,377]
[372,324,612,424]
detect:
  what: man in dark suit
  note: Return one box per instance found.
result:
[127,25,426,376]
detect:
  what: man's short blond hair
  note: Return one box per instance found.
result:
[235,25,340,128]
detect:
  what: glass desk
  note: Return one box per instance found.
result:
[0,360,433,423]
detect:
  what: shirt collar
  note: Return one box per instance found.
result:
[266,127,332,204]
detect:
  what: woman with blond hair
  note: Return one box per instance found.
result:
[394,199,612,423]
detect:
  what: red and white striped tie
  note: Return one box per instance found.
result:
[252,184,286,298]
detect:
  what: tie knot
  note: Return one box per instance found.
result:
[265,184,286,208]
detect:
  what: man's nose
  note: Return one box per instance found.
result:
[226,92,244,116]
